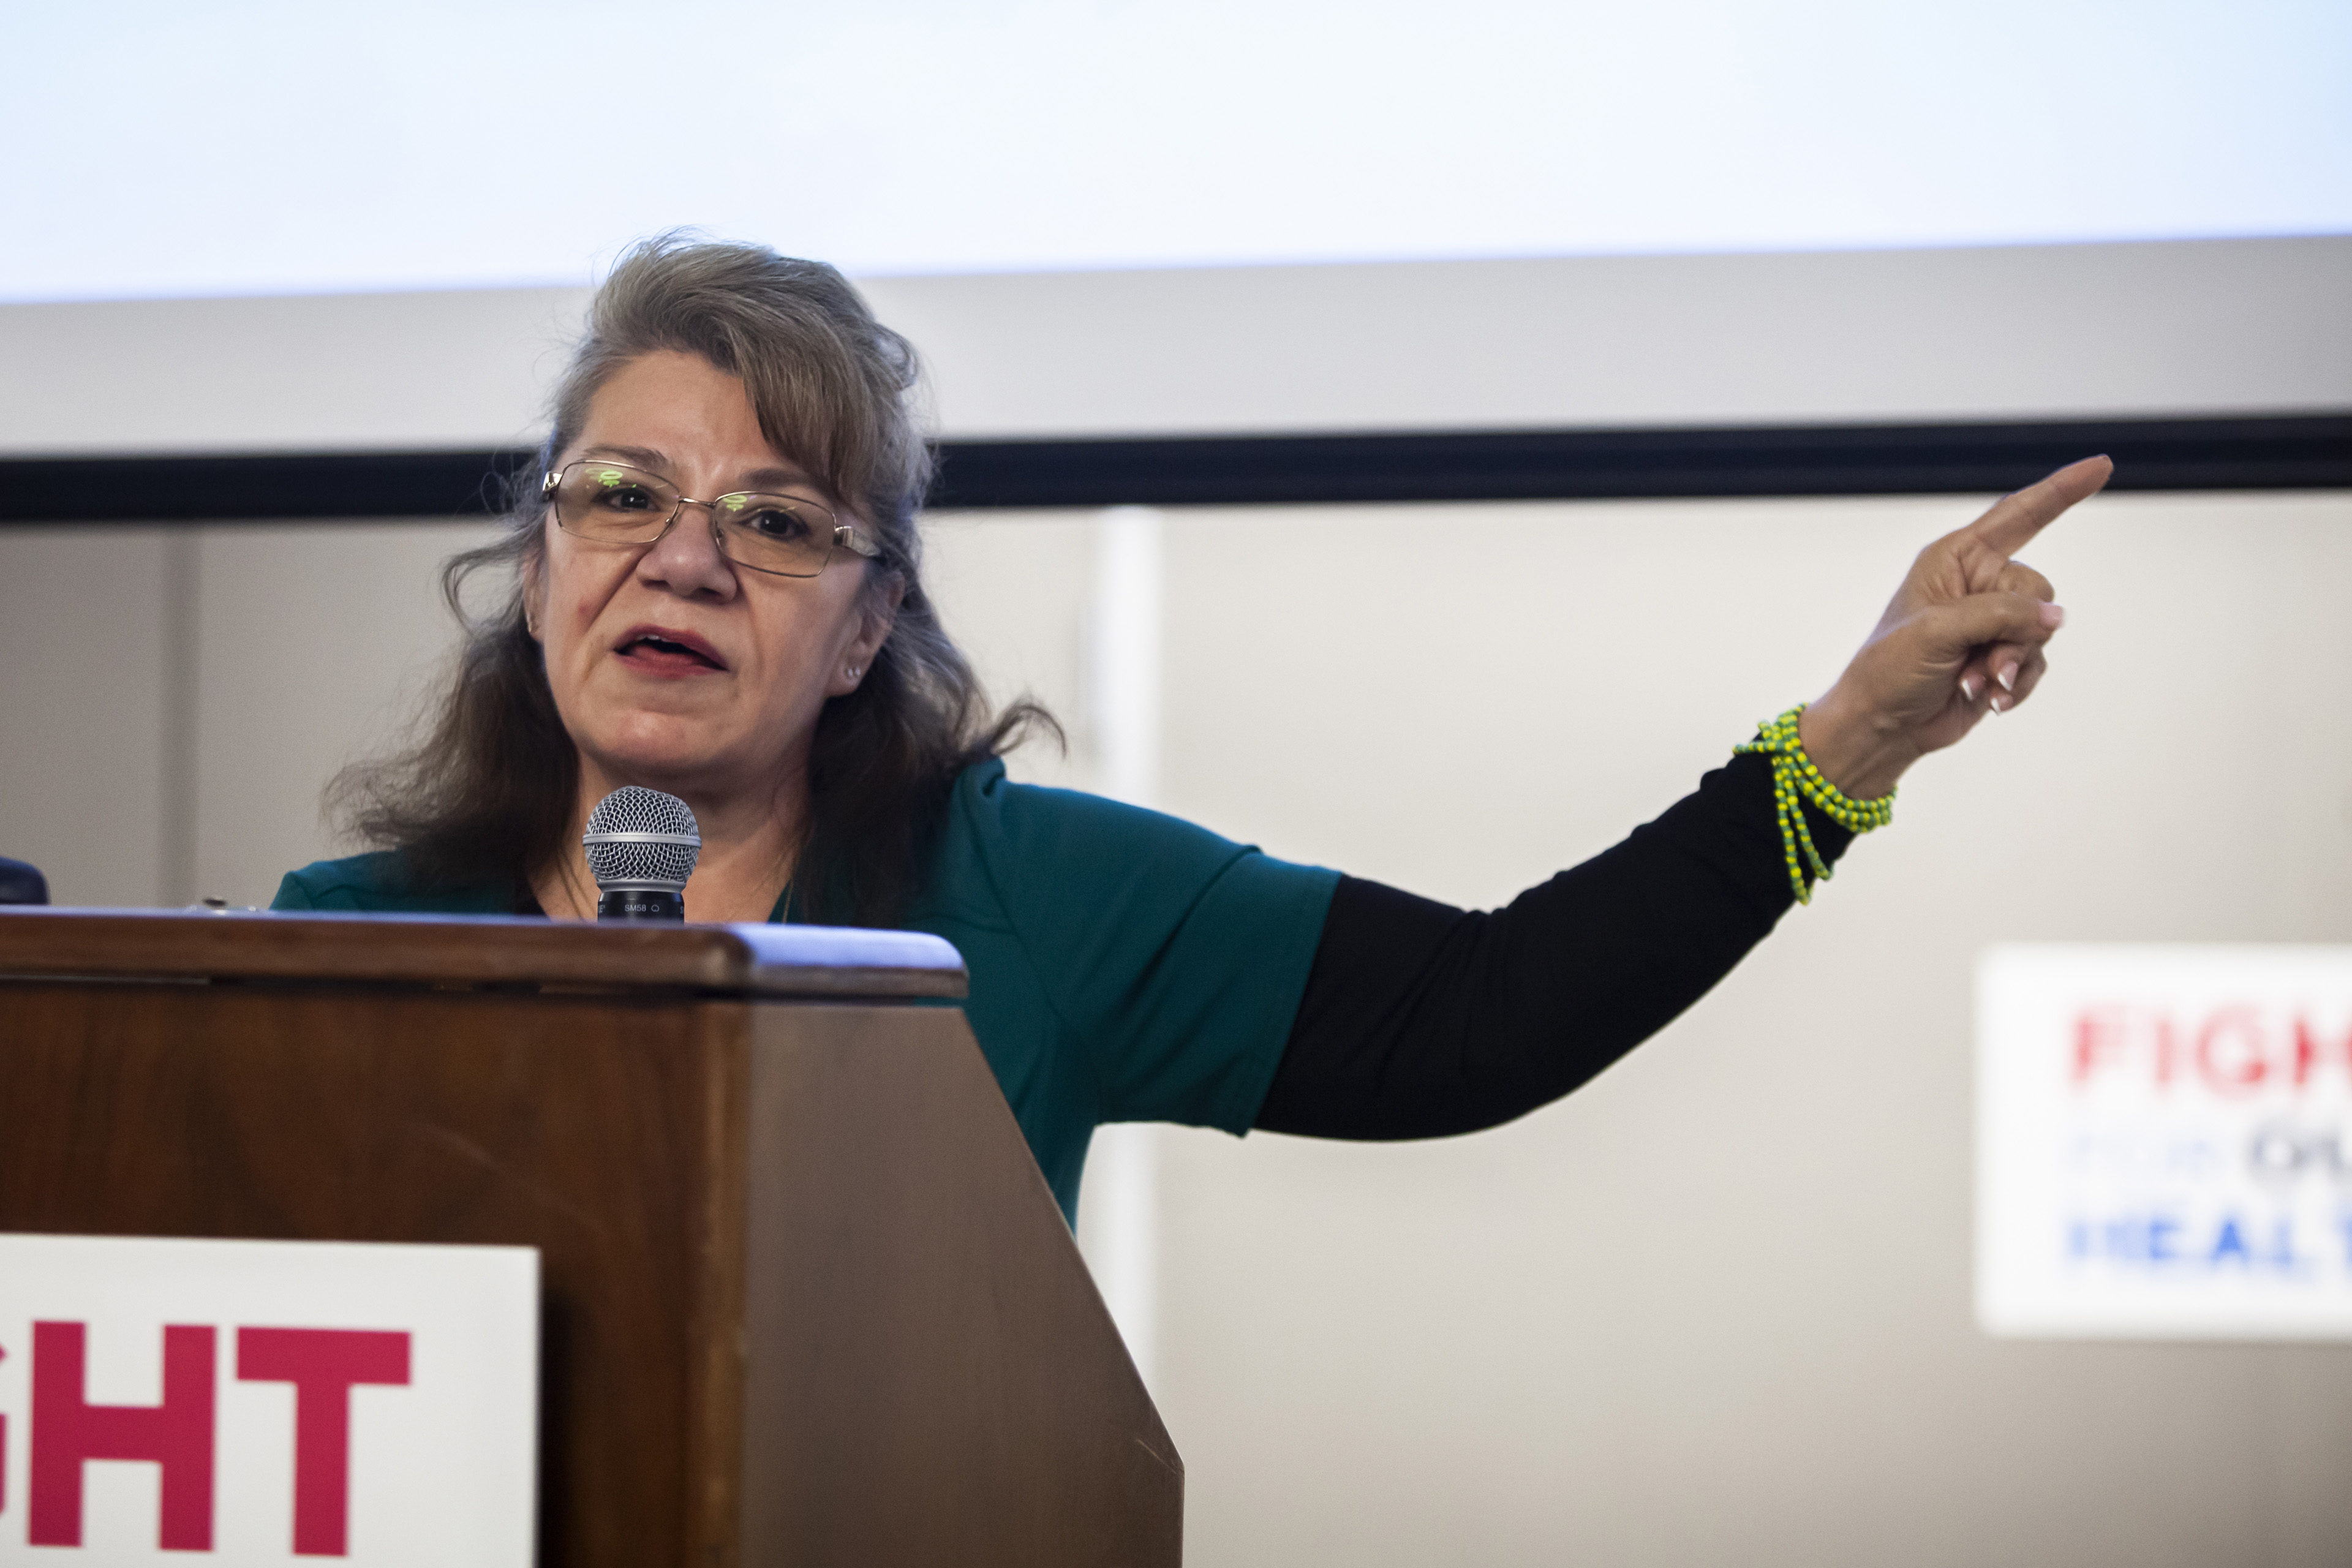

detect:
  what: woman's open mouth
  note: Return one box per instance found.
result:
[615,627,728,675]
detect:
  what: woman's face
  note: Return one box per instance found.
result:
[529,350,896,806]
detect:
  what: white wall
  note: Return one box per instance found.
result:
[17,0,2346,300]
[4,489,2350,1566]
[4,237,2346,458]
[0,530,177,905]
[184,522,499,905]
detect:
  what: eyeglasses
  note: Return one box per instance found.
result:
[541,459,881,579]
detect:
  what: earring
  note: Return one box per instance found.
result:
[845,665,862,681]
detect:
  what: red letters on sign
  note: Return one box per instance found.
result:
[2073,1008,2130,1082]
[2294,1015,2352,1088]
[2196,1006,2267,1094]
[29,1321,217,1550]
[238,1326,412,1557]
[9,1322,415,1556]
[2071,1004,2352,1096]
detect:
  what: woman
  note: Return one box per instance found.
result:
[276,237,2106,1223]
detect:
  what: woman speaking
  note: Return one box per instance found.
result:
[275,237,2108,1223]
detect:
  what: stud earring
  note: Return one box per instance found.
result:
[845,665,861,681]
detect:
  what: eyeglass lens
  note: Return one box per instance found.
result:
[551,461,840,578]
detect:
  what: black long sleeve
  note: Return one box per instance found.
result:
[1254,750,1853,1139]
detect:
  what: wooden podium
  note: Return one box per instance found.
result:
[0,908,1181,1567]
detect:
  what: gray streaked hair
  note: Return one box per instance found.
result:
[331,235,1054,921]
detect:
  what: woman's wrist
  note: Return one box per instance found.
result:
[1796,687,1916,801]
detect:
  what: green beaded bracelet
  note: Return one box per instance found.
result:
[1733,704,1895,905]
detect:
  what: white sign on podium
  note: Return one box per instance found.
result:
[0,1234,537,1565]
[1978,944,2352,1340]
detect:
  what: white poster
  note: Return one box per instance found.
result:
[1978,944,2352,1339]
[0,1234,537,1565]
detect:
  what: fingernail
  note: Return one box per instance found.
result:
[1997,662,2018,692]
[1959,675,1980,703]
[1990,694,2007,715]
[2040,603,2066,629]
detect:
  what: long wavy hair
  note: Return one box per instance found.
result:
[331,235,1055,924]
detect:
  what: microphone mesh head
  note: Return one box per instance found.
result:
[582,786,701,890]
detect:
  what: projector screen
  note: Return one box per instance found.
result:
[6,0,2347,303]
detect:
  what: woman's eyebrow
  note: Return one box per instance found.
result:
[737,464,821,492]
[580,443,671,470]
[579,446,815,492]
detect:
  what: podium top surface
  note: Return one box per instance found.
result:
[0,908,968,999]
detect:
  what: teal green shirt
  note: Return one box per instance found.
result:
[273,759,1340,1223]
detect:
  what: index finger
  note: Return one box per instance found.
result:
[1966,455,2115,557]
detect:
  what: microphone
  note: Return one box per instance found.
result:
[581,787,701,922]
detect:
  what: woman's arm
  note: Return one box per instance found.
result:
[1257,456,2114,1139]
[1256,752,1842,1138]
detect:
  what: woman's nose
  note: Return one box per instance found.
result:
[636,500,737,598]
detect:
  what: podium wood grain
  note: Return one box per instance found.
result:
[0,910,1180,1567]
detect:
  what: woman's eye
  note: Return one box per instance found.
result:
[744,507,813,541]
[594,486,657,512]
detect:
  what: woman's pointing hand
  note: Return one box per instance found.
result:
[1796,455,2114,800]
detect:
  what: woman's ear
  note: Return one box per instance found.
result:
[834,570,905,695]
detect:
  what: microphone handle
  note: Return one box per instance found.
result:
[597,889,685,922]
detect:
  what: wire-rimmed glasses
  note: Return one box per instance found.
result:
[541,459,881,579]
